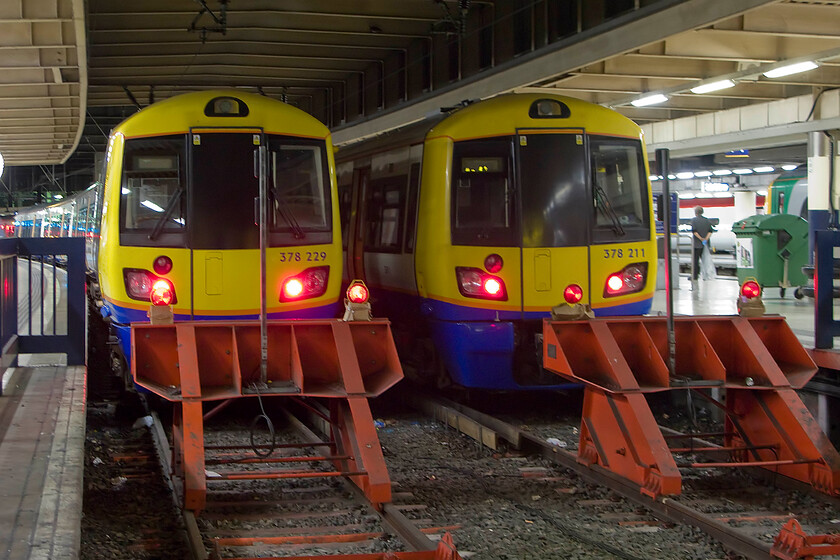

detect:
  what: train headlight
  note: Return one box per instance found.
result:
[278,266,329,302]
[456,267,508,300]
[124,268,178,304]
[604,262,648,298]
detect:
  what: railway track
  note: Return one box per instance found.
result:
[143,401,457,560]
[403,391,840,560]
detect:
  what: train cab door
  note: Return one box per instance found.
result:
[516,129,591,314]
[188,128,262,319]
[347,166,369,283]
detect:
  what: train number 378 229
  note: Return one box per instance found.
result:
[602,248,645,259]
[278,251,328,262]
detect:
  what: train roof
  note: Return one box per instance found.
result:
[429,93,643,141]
[336,93,643,161]
[112,90,331,140]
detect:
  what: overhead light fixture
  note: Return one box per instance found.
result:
[733,168,754,175]
[753,166,775,173]
[668,174,677,180]
[676,172,695,180]
[0,152,4,178]
[648,175,661,181]
[703,182,731,193]
[631,94,668,107]
[690,79,735,94]
[763,61,818,79]
[694,170,713,178]
[782,164,799,171]
[141,200,165,212]
[678,192,696,199]
[713,169,733,176]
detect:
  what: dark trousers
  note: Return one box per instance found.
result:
[692,245,702,280]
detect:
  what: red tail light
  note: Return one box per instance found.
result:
[123,268,178,304]
[346,280,369,303]
[279,266,329,302]
[564,284,583,304]
[604,262,648,297]
[455,267,508,300]
[741,281,761,299]
[153,255,173,275]
[150,280,174,306]
[484,254,504,273]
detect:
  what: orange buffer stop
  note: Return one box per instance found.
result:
[131,319,402,512]
[542,315,840,498]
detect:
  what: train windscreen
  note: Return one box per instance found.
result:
[589,136,649,243]
[120,135,186,247]
[451,138,517,246]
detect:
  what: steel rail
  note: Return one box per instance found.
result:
[410,393,775,559]
[280,405,438,553]
[148,411,208,560]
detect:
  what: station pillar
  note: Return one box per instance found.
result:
[733,189,757,221]
[807,131,835,262]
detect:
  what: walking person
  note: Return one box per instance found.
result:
[690,205,713,290]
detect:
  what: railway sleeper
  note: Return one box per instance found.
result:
[542,313,840,499]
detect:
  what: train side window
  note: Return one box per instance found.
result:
[77,206,88,238]
[404,163,420,253]
[451,138,516,247]
[120,135,186,247]
[365,179,405,253]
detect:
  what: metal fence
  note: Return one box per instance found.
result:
[0,238,86,394]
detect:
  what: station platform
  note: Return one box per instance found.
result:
[0,357,85,560]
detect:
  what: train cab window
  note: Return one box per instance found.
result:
[120,135,186,247]
[589,136,650,243]
[267,139,332,246]
[77,206,88,238]
[451,138,516,246]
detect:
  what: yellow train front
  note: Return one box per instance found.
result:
[338,93,656,390]
[98,90,343,373]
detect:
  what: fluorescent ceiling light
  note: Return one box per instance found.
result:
[713,192,734,198]
[121,188,131,194]
[649,175,660,181]
[690,79,735,94]
[763,61,818,79]
[757,190,768,196]
[676,172,695,180]
[54,194,64,200]
[668,174,677,180]
[753,166,774,173]
[678,192,696,199]
[631,94,668,107]
[713,169,732,176]
[0,152,4,177]
[694,170,713,178]
[732,168,754,175]
[141,200,165,212]
[782,164,799,171]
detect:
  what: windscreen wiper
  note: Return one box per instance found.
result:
[593,183,626,236]
[270,187,306,239]
[148,186,184,241]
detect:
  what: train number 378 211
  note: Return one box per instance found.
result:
[602,248,645,259]
[278,251,328,262]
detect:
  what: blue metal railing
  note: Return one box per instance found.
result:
[0,238,86,394]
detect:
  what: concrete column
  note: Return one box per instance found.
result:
[733,189,757,221]
[807,131,833,261]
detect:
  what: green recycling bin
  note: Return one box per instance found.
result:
[732,213,808,296]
